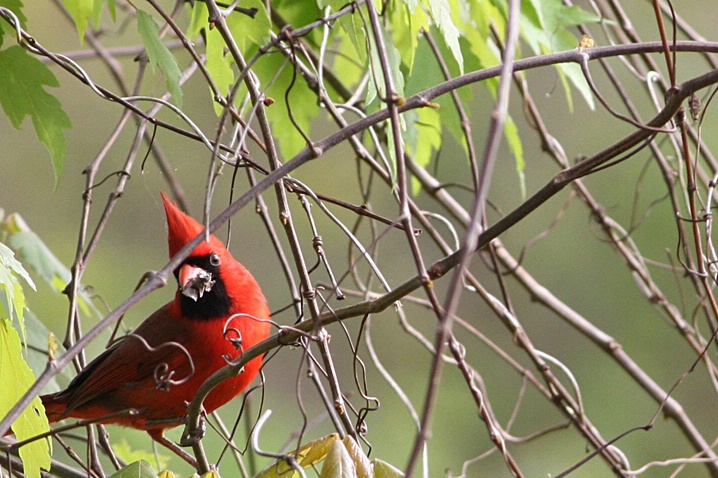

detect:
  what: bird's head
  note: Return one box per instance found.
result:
[161,192,238,319]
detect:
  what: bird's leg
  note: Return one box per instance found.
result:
[147,429,198,469]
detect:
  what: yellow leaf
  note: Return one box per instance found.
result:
[342,436,372,478]
[373,459,404,478]
[0,319,51,478]
[320,440,357,478]
[255,433,339,478]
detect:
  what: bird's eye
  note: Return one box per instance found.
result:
[209,252,221,267]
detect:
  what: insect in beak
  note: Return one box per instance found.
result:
[179,264,215,301]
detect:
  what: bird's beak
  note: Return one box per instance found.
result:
[179,264,215,301]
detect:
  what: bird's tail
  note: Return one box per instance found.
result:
[2,394,63,437]
[40,393,66,424]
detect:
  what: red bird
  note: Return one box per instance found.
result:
[40,193,270,464]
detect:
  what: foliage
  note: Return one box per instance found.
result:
[136,9,183,107]
[0,46,71,186]
[2,0,718,477]
[0,241,51,478]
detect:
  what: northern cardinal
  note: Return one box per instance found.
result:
[39,193,270,465]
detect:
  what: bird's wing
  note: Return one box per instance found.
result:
[58,303,194,413]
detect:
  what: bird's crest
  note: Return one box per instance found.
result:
[160,192,225,259]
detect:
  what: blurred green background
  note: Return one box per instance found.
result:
[3,1,718,477]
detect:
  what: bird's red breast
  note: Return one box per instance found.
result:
[41,193,270,432]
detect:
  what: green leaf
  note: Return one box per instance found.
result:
[316,0,344,9]
[461,0,500,70]
[520,0,601,110]
[337,4,367,65]
[272,0,321,42]
[137,9,183,106]
[62,0,93,40]
[13,307,64,392]
[188,2,230,116]
[527,0,602,30]
[192,1,271,115]
[226,0,270,51]
[386,122,401,189]
[0,0,26,25]
[114,440,169,472]
[0,0,27,48]
[504,115,526,198]
[187,1,208,39]
[459,1,523,174]
[253,52,319,159]
[91,0,112,27]
[332,27,366,93]
[108,460,159,478]
[0,233,66,393]
[0,240,35,342]
[424,0,463,74]
[205,26,235,114]
[0,46,71,186]
[4,213,101,319]
[405,35,464,156]
[0,241,34,292]
[62,0,111,40]
[320,440,357,478]
[0,319,51,478]
[406,107,442,196]
[365,22,405,108]
[106,0,115,20]
[557,60,591,112]
[389,1,428,73]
